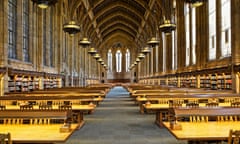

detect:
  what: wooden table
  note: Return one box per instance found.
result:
[143,103,231,127]
[4,104,96,128]
[0,124,79,143]
[163,121,240,143]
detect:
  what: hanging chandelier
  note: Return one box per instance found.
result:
[185,0,204,7]
[88,47,97,55]
[63,21,80,35]
[93,53,101,60]
[159,0,176,34]
[147,37,160,48]
[141,47,151,55]
[31,0,58,9]
[159,20,176,34]
[79,37,91,48]
[137,53,145,60]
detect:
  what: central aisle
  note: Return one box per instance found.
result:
[64,86,187,144]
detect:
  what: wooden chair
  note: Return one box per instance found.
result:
[20,105,33,110]
[231,102,240,107]
[0,133,12,144]
[205,102,219,107]
[169,103,182,108]
[228,129,240,144]
[186,103,199,108]
[0,105,6,110]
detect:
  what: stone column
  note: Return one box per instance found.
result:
[176,0,184,72]
[196,2,208,69]
[231,0,240,64]
[166,34,173,72]
[216,0,222,59]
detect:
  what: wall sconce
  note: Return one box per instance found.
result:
[31,0,58,9]
[63,21,80,36]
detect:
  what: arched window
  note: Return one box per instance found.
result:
[107,49,112,72]
[116,50,122,72]
[208,0,216,60]
[49,8,54,67]
[191,7,196,64]
[23,0,30,62]
[43,10,47,66]
[8,0,17,59]
[221,0,231,57]
[125,49,130,72]
[185,4,190,66]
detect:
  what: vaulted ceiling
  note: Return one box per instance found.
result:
[65,0,165,53]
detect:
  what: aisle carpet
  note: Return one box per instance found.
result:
[61,86,187,144]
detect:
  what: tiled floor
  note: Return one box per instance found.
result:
[61,86,188,144]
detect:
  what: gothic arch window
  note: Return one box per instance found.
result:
[43,10,47,66]
[8,0,17,59]
[126,49,130,72]
[191,7,196,64]
[108,49,112,72]
[185,4,190,66]
[49,8,54,67]
[221,0,231,57]
[208,0,216,60]
[116,50,122,72]
[23,0,30,62]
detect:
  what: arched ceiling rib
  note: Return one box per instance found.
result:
[72,0,159,51]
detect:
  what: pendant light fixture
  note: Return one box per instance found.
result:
[79,37,91,48]
[141,47,151,55]
[93,53,101,60]
[31,0,58,9]
[147,37,160,48]
[159,20,176,34]
[159,0,176,34]
[185,0,204,7]
[88,47,97,55]
[137,53,145,60]
[63,21,80,36]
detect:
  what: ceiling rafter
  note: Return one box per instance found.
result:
[102,26,135,39]
[71,0,160,52]
[102,23,137,38]
[100,21,138,35]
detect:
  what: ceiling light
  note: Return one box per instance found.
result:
[88,47,97,55]
[32,0,58,9]
[63,21,80,35]
[185,0,204,7]
[141,47,151,55]
[93,53,101,60]
[79,37,91,48]
[159,20,176,34]
[137,53,145,59]
[147,37,160,48]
